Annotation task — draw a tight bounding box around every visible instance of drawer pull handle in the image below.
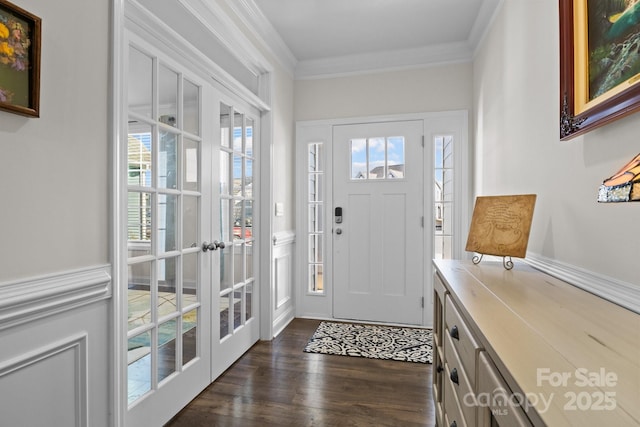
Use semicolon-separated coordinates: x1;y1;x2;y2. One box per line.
450;325;459;340
450;421;457;427
450;368;459;385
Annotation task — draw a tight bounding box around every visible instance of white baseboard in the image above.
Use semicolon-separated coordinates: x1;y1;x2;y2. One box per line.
525;253;639;314
272;306;295;337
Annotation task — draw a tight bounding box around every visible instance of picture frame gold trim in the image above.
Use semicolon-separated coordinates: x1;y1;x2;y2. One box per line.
0;0;41;118
560;0;640;140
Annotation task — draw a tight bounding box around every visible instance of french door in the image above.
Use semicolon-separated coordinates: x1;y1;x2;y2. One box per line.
123;33;259;426
332;121;425;325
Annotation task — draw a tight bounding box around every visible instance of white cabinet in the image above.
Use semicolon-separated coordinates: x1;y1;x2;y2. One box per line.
432;259;640;427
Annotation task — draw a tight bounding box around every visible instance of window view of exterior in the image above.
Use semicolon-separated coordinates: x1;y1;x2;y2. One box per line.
434;135;453;259
350;136;405;180
308;142;324;293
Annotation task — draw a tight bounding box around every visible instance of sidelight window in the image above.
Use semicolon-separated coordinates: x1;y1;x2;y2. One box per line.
308;142;324;294
434;135;453;259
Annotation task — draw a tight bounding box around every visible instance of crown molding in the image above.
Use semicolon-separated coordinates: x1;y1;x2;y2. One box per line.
225;0;297;77
179;0;272;76
295;42;474;80
229;0;501;80
470;0;505;58
125;0;271;111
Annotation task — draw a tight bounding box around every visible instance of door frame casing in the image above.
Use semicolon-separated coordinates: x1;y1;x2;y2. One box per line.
295;111;470;327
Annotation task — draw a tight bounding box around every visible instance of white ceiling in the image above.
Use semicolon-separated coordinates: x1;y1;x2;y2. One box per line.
249;0;502;78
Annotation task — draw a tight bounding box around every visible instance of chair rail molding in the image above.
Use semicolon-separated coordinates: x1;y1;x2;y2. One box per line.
0;265;112;331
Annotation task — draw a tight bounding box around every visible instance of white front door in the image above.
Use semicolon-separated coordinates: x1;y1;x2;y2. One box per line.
332;121;424;325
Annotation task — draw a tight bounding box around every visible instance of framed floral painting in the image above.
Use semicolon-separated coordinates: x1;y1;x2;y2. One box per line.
0;0;40;117
560;0;640;140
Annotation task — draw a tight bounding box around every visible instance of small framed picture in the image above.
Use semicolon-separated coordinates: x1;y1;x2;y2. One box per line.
0;0;41;117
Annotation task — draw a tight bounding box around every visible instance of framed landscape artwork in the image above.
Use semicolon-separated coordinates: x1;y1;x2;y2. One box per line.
560;0;640;140
0;0;41;117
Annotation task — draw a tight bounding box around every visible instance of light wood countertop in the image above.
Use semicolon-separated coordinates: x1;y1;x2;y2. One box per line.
434;259;640;427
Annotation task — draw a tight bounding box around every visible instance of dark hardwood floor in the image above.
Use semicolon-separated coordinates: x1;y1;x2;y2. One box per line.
166;318;435;427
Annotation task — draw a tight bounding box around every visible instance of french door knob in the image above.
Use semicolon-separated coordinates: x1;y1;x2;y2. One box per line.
202;240;225;252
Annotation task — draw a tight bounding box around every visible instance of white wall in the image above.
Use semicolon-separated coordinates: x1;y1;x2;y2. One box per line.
271;64;296;233
294;63;473;121
474;0;640;288
0;2;111;425
0;0;109;282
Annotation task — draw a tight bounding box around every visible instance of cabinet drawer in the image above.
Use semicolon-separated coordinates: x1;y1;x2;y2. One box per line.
434;272;447;302
445;295;481;386
443;364;468;427
433;345;444;402
444;333;476;426
477;351;533;427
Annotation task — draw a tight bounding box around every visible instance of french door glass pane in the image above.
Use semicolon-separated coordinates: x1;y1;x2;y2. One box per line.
220;245;232;291
220;103;231;148
158;64;178;126
220;199;230;242
233;153;243;195
246;241;253;280
183;79;199;136
245;118;253;157
127;192;152;257
234;243;243;283
128;124;152;188
128;47;152;118
246;282;253;321
158;257;177;318
183;138;199;192
128;261;152;331
158;319;177;383
159;132;178;189
233;290;242;330
182;309;197;366
182;252;198;303
220;152;230;195
245;158;253;190
233;112;243;151
158;194;178;253
183;195;198;250
127;331;151;404
220;292;231;339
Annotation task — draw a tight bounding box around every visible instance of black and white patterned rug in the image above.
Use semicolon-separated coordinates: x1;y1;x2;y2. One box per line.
303;321;432;364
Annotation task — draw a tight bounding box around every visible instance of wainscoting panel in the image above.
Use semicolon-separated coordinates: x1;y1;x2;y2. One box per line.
272;231;295;336
0;265;111;427
0;334;88;426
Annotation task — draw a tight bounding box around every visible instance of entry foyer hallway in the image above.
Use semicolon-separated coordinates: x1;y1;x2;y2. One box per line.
166;319;435;426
